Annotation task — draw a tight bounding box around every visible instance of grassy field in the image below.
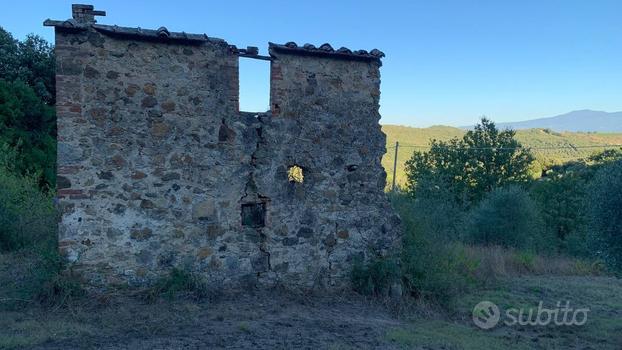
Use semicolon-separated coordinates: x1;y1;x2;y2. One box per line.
1;274;620;349
387;276;622;349
382;124;622;188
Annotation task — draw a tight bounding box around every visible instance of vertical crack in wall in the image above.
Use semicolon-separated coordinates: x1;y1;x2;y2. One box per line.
325;222;340;287
240;115;265;203
258;228;271;274
242;114;272;275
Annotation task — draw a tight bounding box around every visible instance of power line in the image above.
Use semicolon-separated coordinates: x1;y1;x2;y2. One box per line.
387;144;622;150
386;143;622;190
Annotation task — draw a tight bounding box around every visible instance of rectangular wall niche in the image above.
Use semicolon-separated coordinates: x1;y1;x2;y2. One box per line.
241;203;266;228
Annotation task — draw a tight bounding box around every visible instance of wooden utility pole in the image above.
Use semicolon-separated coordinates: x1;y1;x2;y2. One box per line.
392;141;399;192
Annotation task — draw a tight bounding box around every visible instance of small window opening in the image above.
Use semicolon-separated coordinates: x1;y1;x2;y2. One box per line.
241;202;266;228
239;57;270;113
288;165;304;183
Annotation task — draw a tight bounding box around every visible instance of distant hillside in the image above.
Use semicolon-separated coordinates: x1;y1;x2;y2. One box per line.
381;124;622;188
464;110;622;132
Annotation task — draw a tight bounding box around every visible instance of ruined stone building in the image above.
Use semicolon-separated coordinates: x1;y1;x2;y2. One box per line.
45;4;400;288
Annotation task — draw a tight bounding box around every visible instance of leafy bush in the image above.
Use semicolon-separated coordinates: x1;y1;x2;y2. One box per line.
400;234;478;305
0;245;84;310
0;80;56;187
394;191;477;304
358;193;478;306
0;152;78;309
562;229;592;257
144;268;210;302
512;250;537;271
0;162;56;252
529;148;622;256
0;161;56;252
529;172;588;244
465;186;548;249
398;176;467;241
351;255;400;296
588;160;622;272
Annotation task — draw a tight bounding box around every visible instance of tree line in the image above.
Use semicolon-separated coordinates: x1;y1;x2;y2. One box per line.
404;118;622;272
0;27;56;189
0;27;57;252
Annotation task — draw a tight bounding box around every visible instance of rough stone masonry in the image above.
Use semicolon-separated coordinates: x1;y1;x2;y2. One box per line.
45;4;401;289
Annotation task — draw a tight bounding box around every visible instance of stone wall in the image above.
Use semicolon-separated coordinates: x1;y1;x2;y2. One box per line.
48;4;400;289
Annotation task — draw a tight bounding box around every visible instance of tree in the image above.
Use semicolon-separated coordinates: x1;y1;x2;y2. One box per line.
0;28;56;188
465;186;546;249
530;174;588;253
0;80;56;187
529;148;622;253
0;27;20;81
0;27;55;104
405;118;534;205
588;160;622;272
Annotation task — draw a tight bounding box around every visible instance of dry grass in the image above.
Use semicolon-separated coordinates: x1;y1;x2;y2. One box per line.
460;244;605;283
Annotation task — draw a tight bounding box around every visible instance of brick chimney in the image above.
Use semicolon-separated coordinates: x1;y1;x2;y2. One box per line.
71;4;106;24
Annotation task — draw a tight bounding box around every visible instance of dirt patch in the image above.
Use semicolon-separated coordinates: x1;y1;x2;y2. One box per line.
7;289;404;350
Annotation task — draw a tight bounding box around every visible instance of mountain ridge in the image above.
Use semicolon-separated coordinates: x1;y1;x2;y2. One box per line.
460;110;622;132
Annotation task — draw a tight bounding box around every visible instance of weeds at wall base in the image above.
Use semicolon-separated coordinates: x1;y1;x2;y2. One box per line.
142;268;212;303
0;245;85;311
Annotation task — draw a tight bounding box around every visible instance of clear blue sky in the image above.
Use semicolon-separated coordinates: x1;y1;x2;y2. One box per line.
2;0;622;127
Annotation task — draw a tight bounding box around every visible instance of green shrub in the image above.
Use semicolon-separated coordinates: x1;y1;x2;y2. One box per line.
512;251;537;272
0;163;56;251
0;154;82;308
370;193;479;306
0;247;84;309
528;148;622;257
400;230;478;305
351;255;400;296
465;186;548;250
588;160;622;272
563;229;592;257
145;268;210;302
529;172;588;244
394;176;466;241
0;80;56;188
